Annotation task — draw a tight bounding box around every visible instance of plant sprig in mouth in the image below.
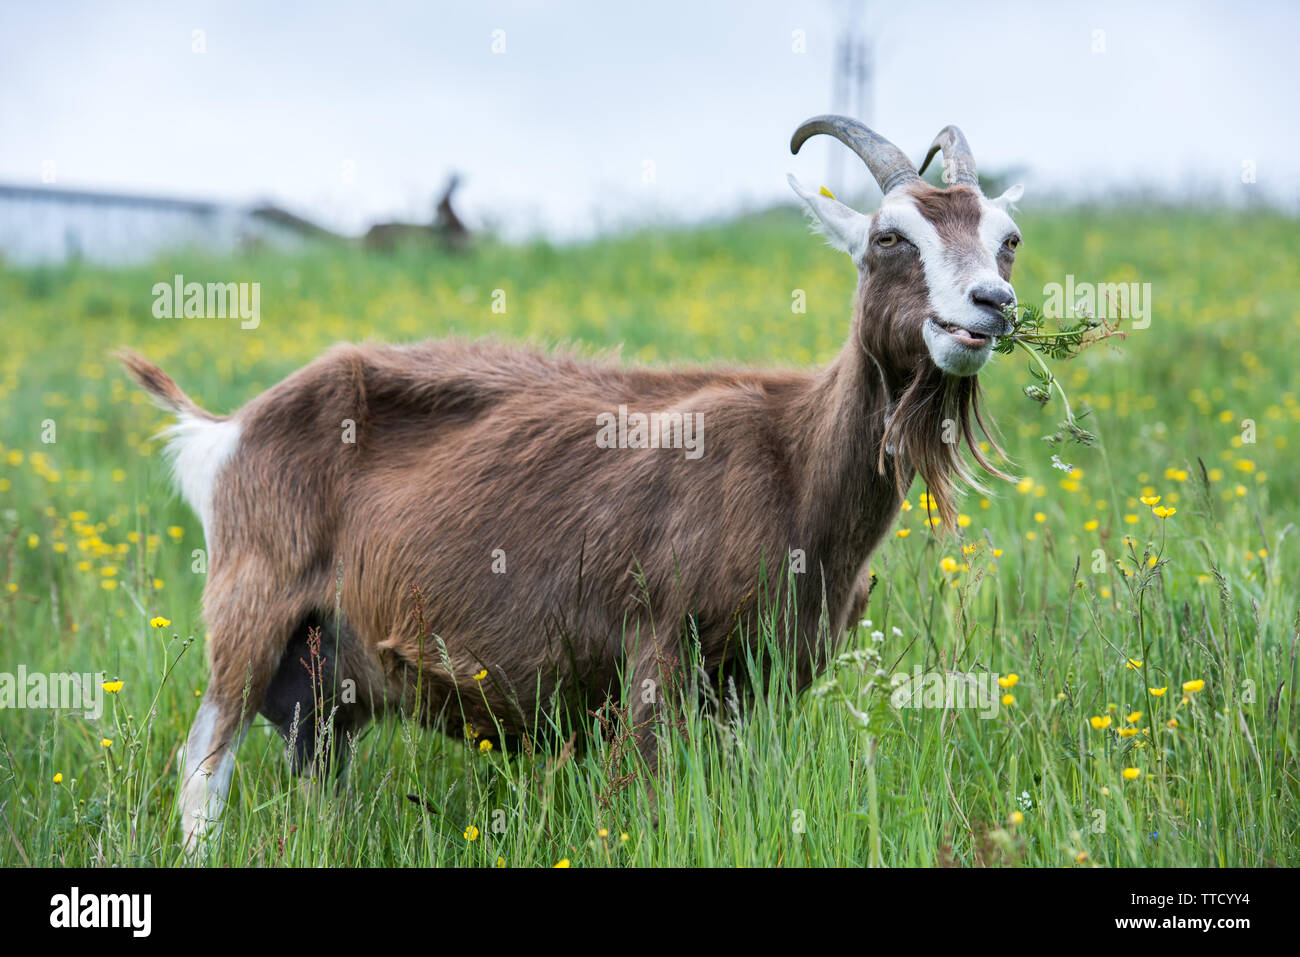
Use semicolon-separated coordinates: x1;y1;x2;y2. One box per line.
995;302;1127;448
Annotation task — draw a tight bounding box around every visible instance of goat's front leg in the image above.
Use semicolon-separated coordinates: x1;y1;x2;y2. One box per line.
847;569;878;628
626;625;686;778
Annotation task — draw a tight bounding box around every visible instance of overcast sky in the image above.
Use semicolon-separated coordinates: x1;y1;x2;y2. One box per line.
2;0;1297;239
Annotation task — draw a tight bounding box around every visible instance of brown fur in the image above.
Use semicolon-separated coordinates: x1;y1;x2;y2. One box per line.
119;179;1017;796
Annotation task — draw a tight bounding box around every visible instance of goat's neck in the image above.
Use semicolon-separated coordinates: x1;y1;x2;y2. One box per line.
786;317;912;574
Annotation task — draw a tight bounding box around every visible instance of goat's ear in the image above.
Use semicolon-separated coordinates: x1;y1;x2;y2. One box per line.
787;174;870;260
991;183;1024;212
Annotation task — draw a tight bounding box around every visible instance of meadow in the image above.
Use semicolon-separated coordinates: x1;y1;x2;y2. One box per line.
0;201;1297;867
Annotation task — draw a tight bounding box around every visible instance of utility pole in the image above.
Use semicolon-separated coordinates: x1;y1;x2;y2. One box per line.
828;4;875;200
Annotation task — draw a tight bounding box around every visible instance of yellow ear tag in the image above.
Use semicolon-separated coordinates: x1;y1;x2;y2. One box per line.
818;186;837;199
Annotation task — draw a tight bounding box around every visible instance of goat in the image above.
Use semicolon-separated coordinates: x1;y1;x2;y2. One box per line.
363;174;470;252
119;115;1025;850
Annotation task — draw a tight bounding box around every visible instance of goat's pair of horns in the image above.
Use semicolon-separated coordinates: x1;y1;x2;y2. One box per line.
790;115;979;192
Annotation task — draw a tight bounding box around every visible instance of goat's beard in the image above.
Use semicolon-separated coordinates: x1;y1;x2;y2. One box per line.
879;361;1014;530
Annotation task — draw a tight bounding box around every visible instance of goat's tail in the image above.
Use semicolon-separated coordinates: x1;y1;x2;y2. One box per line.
114;349;221;421
115;349;240;531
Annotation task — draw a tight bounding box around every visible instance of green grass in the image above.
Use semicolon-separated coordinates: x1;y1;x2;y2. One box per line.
0;203;1297;866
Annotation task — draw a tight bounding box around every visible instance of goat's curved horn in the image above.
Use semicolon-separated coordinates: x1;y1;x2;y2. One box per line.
918;125;979;189
790;115;919;195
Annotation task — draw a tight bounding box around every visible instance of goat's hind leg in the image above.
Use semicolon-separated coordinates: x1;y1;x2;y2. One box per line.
179;605;297;856
179;685;253;856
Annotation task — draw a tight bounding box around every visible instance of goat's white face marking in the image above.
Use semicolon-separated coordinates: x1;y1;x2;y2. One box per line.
789;174;1024;378
877;190;1018;377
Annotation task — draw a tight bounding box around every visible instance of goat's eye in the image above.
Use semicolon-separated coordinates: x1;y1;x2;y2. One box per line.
876;232;900;248
1003;235;1021;251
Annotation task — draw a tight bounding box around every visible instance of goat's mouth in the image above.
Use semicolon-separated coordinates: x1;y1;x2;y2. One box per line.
928;317;993;350
922;316;1000;377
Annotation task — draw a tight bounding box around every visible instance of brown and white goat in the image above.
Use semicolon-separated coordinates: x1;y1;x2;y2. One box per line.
120;115;1024;849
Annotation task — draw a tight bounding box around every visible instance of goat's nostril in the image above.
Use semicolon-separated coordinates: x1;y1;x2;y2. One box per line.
970;284;1016;314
